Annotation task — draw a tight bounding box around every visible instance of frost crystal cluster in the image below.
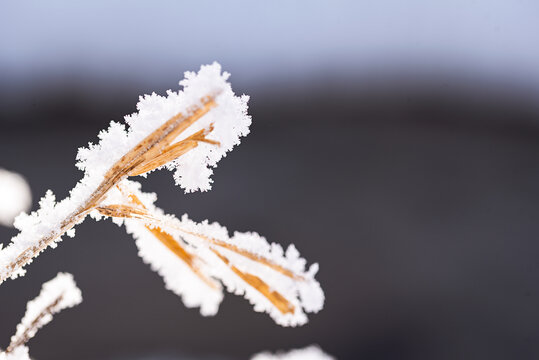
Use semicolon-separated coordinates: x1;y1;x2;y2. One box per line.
0;273;82;359
251;345;334;360
0;62;324;328
94;180;324;325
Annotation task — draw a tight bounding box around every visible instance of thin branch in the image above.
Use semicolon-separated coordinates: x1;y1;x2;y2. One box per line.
0;95;218;284
3;273;81;355
6;296;63;353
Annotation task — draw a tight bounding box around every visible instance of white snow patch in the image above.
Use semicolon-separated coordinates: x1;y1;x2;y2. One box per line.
251;345;334;360
0;169;32;228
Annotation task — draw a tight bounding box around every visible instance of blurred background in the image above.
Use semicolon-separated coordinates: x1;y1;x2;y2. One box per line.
1;1;539;359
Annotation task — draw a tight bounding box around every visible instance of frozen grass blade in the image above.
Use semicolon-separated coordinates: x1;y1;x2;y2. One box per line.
0;62;324;330
94;180;324;326
0;63;251;284
1;273;82;358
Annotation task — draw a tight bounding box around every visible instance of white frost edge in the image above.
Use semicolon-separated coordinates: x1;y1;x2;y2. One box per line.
0;62;250;282
0;346;30;360
125;217;224;316
9;272;82;348
95;180;324;327
251;345;335;360
76;61;251;193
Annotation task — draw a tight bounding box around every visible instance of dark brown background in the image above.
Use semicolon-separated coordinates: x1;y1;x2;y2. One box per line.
2;2;539;359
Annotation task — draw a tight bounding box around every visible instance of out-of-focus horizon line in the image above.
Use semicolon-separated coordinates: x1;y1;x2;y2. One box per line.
1;1;539;94
2;61;538;111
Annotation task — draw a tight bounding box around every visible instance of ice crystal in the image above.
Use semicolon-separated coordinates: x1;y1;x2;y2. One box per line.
0;62;250;283
76;62;250;192
93;180;324;326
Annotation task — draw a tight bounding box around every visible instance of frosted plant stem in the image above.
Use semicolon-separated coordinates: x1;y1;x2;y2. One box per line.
6;296;63;353
94;181;324;326
107;186;304;282
1;273;82;358
99;199;296;315
1;213;89;284
0;96;217;284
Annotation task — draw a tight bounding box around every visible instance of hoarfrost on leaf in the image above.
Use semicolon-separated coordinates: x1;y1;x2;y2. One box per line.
0;62;325;330
0;62;251;284
95;180;324;326
76;62;251;193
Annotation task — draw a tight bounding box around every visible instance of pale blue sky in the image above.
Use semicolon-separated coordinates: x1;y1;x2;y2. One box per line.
1;0;538;90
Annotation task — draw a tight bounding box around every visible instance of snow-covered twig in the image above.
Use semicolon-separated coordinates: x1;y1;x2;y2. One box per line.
251;345;334;360
0;63;250;283
0;62;324;328
0;273;82;358
93;180;324;326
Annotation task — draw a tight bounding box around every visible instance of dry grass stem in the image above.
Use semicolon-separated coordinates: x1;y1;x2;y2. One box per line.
198;235;303;280
210;248;295;315
129;123;219;177
6;295;63;353
0;94;218;284
96;203;219;290
100;189;302;315
146;227;220;290
102;194;304;281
